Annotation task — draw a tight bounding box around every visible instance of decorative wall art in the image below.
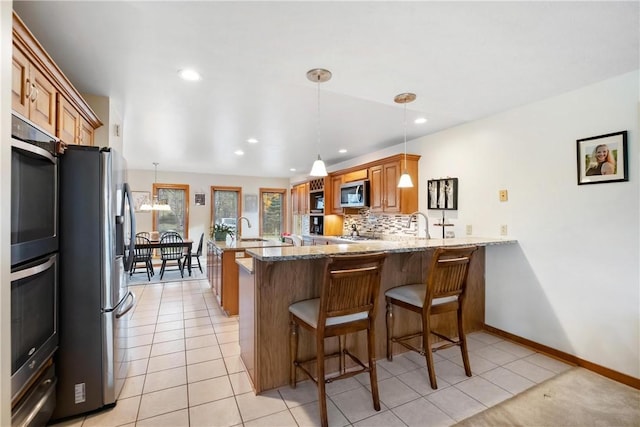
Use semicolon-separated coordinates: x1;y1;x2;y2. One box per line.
195;192;206;206
427;178;458;210
244;194;258;212
576;131;628;185
132;191;150;213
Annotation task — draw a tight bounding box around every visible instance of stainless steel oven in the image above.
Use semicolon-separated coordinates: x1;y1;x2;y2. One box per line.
11;253;58;404
11;112;59;266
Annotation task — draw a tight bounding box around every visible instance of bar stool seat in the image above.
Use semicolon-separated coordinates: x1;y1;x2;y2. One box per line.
385;245;478;390
289;252;386;427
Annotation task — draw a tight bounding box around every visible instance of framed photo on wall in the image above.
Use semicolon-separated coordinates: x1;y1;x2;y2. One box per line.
427;178;458;210
577;131;628;185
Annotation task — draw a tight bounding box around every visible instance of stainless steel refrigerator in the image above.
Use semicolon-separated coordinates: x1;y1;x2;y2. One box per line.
53;145;136;420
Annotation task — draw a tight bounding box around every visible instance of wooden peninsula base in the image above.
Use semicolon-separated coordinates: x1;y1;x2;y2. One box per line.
237;238;514;393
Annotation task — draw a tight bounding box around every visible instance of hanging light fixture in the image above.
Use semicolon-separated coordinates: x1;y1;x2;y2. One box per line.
140;162;172;211
395;92;416;188
307;68;331;177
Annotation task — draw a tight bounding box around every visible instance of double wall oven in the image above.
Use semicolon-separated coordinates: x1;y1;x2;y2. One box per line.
10;112;59;426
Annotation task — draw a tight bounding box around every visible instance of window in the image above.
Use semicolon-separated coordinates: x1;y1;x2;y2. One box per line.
152;183;190;238
259;188;287;239
211;186;242;234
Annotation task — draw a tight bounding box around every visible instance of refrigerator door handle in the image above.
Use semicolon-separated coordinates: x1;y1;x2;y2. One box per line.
115;291;135;319
121;182;136;272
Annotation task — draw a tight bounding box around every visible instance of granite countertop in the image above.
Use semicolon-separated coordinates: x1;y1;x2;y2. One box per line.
246;236;517;261
210;238;292;251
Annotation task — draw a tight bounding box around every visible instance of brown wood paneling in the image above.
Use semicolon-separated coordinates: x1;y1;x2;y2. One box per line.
243;247;486;392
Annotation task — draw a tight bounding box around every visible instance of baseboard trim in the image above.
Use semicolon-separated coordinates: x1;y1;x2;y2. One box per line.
483;324;640;390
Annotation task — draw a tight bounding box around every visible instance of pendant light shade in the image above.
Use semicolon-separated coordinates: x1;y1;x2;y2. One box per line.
140;162;172;211
307;68;331;177
310;154;328;176
395;92;416;188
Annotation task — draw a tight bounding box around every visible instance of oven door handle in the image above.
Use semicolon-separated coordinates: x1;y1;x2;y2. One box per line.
11;254;56;281
11;138;56;164
115;291;136;319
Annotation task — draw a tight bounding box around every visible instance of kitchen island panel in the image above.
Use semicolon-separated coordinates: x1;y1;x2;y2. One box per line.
242;247;486;392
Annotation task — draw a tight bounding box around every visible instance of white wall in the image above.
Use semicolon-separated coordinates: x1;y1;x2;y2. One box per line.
323;71;639;379
413;71;639;378
126;169;290;244
84;94;124;153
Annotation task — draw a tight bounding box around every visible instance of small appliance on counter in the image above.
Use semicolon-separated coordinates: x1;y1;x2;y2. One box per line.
311;215;324;235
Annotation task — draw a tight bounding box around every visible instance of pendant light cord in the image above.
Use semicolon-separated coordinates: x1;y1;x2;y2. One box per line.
403;102;408;170
316;78;321;156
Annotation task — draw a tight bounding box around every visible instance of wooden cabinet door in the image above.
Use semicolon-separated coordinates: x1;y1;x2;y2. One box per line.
383;161;401;213
368;165;383;212
329;175;343;215
291;187;299;215
29;66;57;136
57;95;80;144
302;183;309;214
79;117;94;146
11;46;30;118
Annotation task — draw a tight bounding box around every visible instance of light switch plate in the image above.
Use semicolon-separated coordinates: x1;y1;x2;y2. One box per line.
499;189;508;202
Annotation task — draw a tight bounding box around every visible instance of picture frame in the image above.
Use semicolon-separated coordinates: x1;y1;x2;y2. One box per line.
131;191;150;212
195;192;206;206
576;131;628;185
428;178;458;210
244;194;258;213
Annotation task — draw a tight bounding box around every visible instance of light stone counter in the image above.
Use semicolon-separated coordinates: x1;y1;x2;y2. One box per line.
211;238;292;251
246;236;516;261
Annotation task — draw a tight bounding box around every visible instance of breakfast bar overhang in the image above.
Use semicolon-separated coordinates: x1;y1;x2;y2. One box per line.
237;237;516;393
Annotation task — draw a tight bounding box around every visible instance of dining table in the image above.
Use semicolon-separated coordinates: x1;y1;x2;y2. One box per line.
133;238;194;276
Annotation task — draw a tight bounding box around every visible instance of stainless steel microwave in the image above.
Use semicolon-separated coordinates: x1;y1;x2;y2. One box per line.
340;180;369;208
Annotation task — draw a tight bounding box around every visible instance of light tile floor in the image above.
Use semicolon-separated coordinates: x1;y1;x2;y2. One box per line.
52;278;572;427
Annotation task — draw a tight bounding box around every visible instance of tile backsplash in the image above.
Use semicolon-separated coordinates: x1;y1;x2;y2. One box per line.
342;208;418;238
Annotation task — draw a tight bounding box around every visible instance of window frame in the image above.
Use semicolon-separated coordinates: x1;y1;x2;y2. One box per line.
210;186;243;235
152;183;190;239
259;187;287;238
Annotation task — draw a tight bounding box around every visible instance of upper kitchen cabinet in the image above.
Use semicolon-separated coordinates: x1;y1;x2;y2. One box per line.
12;45;57;135
57;96;95;146
368;154;420;214
327;174;344;215
291;182;309;215
12;11;102;146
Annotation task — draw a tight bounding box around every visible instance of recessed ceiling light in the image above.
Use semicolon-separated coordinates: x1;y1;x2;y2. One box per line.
178;69;201;81
234;150;244;156
290;168;297;172
247;138;258;144
338;149;347;154
414;117;427;124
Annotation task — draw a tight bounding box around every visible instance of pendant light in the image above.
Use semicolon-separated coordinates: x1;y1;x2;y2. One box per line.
307;68;331;177
140;162;171;211
395;92;416;188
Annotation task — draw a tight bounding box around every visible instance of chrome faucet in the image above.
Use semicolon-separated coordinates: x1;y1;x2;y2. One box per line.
236;216;252;239
406;211;430;239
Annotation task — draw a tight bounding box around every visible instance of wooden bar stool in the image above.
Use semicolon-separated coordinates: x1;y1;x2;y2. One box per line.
289;252;386;427
385;245;478;389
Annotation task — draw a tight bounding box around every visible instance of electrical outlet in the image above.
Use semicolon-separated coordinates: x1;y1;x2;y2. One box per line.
500;224;508;236
499;189;508;202
466;224;472;235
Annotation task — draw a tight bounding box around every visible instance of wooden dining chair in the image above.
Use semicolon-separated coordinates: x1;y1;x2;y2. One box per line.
186;232;204;273
385;245;478;389
289;252;386;427
159;232;185;279
130;235;154;281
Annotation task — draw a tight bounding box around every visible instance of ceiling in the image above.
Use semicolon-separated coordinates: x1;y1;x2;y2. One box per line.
13;1;639;178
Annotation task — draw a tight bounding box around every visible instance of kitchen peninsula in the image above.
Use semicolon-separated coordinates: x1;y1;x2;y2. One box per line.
207;238;291;315
237;237;516;392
